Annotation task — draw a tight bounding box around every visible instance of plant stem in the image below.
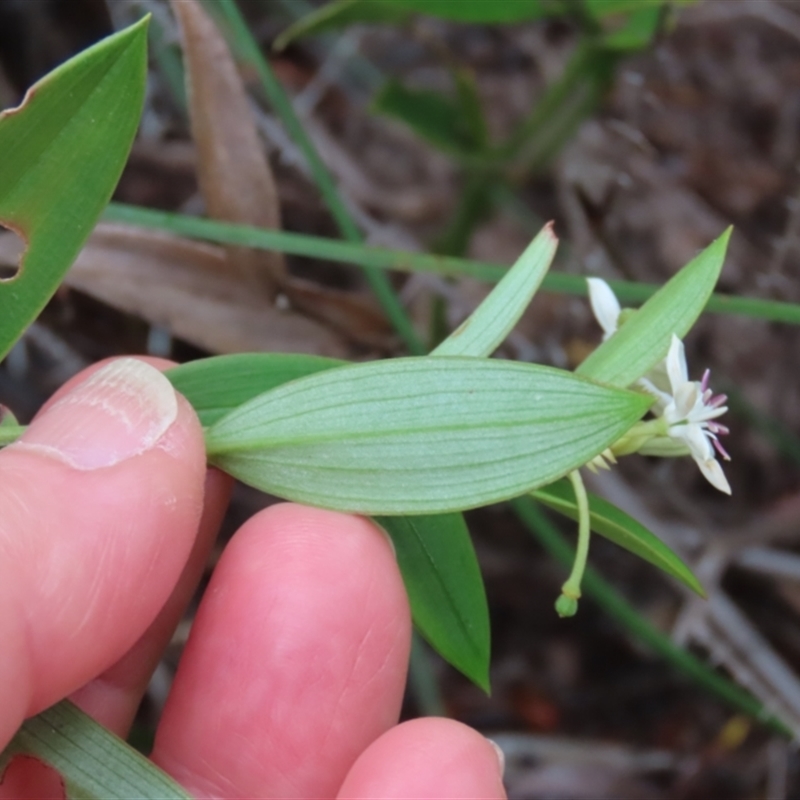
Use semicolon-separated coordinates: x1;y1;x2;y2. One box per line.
555;469;591;617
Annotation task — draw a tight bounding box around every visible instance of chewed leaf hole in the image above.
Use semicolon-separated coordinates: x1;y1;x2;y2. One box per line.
0;222;25;281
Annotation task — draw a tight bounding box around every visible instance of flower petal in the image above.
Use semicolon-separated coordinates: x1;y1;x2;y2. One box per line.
587;278;621;340
666;335;688;394
696;456;732;495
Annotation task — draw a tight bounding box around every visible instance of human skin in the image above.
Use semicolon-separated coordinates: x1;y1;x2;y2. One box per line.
0;357;506;799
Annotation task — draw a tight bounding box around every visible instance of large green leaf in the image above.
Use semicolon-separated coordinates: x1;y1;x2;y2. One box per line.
533;478;704;596
0;18;148;362
206;357;651;515
377;514;490;691
168;354;491;689
577;228;731;387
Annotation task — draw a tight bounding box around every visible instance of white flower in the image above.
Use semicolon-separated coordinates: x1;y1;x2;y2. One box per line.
586;279;732;495
657;335;731;494
587;277;621;341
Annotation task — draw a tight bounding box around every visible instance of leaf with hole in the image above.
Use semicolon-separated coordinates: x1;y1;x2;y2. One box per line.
533;478;705;596
0;18;148;362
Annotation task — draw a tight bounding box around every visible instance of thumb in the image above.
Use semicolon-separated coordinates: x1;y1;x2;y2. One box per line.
0;358;207;748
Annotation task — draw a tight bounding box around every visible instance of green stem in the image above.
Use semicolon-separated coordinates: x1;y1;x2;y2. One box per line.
512;496;793;739
555;470;590;617
103;203;800;326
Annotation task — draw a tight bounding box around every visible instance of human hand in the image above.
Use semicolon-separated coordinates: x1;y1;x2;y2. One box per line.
0;358;506;799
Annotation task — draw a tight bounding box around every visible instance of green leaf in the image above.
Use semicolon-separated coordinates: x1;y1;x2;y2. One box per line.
275;0;564;47
389;0;565;23
577;228;731;387
273;0;410;52
0;701;190;799
533;478;705;596
0;18;148;362
377;514;490;691
373;79;479;156
167;353;345;426
169;354;491;690
433;224;557;357
206;357;652;515
601;6;662;50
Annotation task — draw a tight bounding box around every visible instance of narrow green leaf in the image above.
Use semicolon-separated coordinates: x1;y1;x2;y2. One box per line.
577;228;731;387
454;67;489;151
0;701;190;799
583;0;662;18
373;79;479;156
433;224;557;357
274;0;410;51
377;514;490;691
103;206;800;325
533;478;705;596
601;6;662;50
0;19;148;362
206;357;652;515
167;353;345;426
512;496;794;739
389;0;564;23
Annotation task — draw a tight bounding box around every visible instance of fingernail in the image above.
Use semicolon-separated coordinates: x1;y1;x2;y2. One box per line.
16;359;178;470
486;738;505;778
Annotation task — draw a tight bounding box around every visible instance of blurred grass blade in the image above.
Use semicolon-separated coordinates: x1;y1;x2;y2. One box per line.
378;514;490;691
206;357;652;515
102;205;800;325
0;701;190;799
167;352;345;425
0;19;148;362
533;478;705;596
511;496;793;739
433;224;557;357
600;5;662;50
274;0;409;51
275;0;560;49
373;78;484;157
172;0;285;297
578;228;731;387
388;0;564;23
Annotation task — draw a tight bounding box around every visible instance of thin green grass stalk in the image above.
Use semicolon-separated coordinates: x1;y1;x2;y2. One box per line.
511;496;793;739
206;0;423;354
103;203;800;326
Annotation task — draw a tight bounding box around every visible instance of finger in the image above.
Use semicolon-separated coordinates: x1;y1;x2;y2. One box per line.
151;504;411;800
337;718;507;800
0;358;207;749
68;468;233;736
